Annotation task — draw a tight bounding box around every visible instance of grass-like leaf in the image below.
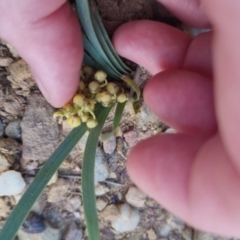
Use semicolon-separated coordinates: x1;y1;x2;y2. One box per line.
113;102;126;130
83;52;103;71
0;124;88;240
121;75;141;102
82;104;112;240
76;0;122;77
83;35;120;78
90;0;130;74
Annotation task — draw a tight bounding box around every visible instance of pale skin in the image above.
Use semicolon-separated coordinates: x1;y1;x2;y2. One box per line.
0;0;240;236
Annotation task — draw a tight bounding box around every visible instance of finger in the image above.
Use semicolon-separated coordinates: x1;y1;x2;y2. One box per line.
157;0;210;28
200;0;240;171
0;0;82;107
183;31;213;79
144;70;217;136
113;20;191;75
113;20;212;78
128;133;240;236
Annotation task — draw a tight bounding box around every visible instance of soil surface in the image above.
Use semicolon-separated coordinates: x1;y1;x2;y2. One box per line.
0;1;236;240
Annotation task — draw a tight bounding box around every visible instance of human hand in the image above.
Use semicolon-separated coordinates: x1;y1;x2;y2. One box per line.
113;0;240;236
0;0;83;107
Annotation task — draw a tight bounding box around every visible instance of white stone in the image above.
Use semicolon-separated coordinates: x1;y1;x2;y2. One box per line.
18;226;61;240
65;196;81;212
0;152;13;173
5;119;21;139
95;184;109;196
94;148;109;184
103;134;116;154
0;57;13;67
125;186;147;208
96;198;108;211
111;203;140;233
0;170;26;196
101;204;119;222
165;128;176;134
47;179;69;203
147;228;157;240
47;172;58;186
160;225;171;237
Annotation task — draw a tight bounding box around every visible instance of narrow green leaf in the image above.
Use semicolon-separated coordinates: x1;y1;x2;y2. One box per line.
83;35;120;78
83;52;103;71
0;125;88;240
90;0;131;73
121;75;141;102
113;102;126;130
76;0;122;77
90;0;130;74
82;105;112;240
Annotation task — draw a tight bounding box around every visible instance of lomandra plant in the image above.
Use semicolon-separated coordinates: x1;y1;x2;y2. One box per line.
0;0;140;240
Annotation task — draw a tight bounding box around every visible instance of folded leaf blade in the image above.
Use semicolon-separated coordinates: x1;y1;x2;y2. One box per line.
82;104;112;240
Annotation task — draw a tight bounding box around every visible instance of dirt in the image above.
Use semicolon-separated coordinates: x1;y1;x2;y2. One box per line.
0;1;235;240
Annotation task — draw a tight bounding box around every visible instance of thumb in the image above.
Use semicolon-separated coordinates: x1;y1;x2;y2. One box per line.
0;0;83;107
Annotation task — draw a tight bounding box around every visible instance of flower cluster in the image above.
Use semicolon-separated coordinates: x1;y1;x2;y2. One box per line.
53;69;127;129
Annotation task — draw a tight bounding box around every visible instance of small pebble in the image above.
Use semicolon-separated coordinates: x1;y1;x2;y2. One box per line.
0;198;11;218
147;228;157;240
125;186;147;208
5;119;21;139
0;57;13;67
64;222;83;240
96;198;108;211
111;203;140;233
103;134;116;154
0;170;26;196
43;204;72;229
124;130;137;147
0;152;14;173
47;179;69;203
21;212;46;234
65;196;81;212
101;204;119;222
95;184;109;196
160;225;171;237
94;148;109;184
47;172;58;186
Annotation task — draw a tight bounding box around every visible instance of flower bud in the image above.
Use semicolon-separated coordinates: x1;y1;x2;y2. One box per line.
66;116;82;128
100;91;112;104
94;70;107;83
84;99;95;111
73;93;85;107
88;81;100;94
117;92;127;103
83;66;94;76
80;113;89;122
86;118;98;128
106;83;119;95
53;111;64;118
95;92;102;102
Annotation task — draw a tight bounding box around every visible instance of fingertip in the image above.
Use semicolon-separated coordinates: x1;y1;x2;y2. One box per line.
113;20;191;74
127;134;205;216
143;70;217;135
